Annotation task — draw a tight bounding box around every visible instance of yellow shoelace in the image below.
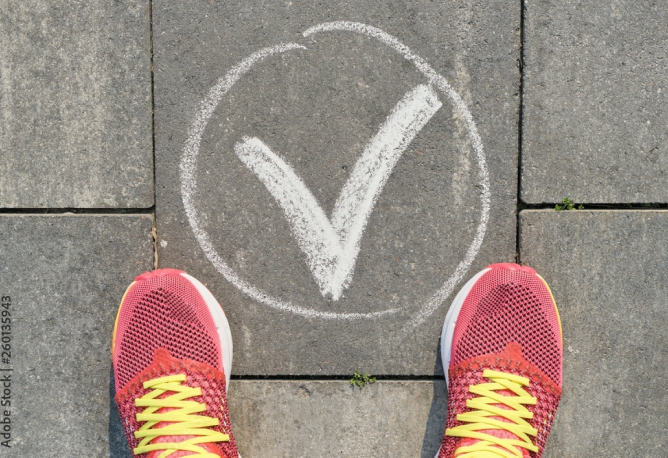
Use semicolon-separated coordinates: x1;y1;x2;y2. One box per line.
445;370;538;458
133;374;229;458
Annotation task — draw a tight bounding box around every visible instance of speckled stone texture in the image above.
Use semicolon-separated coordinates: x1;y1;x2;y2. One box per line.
227;380;447;458
0;1;153;208
0;215;153;456
153;0;519;377
522;0;668;203
520;210;668;457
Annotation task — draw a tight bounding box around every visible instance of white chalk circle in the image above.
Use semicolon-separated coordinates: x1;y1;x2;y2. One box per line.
181;21;490;324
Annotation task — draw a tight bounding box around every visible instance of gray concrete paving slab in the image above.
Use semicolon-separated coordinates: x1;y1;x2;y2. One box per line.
154;1;519;376
522;0;668;203
227;380;446;458
0;215;153;456
520;210;668;457
0;1;153;208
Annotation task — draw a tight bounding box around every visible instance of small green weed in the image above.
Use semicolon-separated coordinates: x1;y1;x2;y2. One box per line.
555;197;583;211
350;371;377;388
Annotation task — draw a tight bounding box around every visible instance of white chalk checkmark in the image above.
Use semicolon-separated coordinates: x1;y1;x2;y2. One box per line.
235;84;442;300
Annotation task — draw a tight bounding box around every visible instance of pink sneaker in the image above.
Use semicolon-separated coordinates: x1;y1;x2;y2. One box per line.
438;263;563;458
112;269;238;458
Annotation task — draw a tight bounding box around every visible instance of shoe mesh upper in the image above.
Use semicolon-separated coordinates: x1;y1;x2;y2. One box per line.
439;345;561;458
114;273;222;391
115;348;239;458
451;268;563;385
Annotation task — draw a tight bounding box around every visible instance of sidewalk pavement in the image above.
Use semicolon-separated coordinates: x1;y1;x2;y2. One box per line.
1;1;667;457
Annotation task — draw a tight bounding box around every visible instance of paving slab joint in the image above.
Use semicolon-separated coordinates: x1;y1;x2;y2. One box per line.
515;0;527;266
149;0;157;220
0;207;156;214
230;375;444;381
519;203;668;211
151;218;159;270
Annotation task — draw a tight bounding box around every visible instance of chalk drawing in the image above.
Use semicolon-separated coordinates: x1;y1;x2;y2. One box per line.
236;84;442;300
181;22;490;325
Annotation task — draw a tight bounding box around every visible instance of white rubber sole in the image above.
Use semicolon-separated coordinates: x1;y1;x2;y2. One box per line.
435;267;490;458
440;267;491;389
182;273;239;456
181;273;234;389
